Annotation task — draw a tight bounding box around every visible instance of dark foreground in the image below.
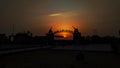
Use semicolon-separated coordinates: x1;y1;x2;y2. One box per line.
0;49;120;68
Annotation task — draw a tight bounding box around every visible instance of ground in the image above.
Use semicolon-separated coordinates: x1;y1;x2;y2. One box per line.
0;48;120;68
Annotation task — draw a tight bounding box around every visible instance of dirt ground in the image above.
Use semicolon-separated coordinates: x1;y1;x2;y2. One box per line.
0;49;120;68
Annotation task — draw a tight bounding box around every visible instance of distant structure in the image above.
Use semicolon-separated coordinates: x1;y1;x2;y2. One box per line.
46;27;54;41
46;26;82;41
13;31;33;44
9;24;15;42
119;30;120;35
72;26;81;41
0;34;9;44
0;26;120;45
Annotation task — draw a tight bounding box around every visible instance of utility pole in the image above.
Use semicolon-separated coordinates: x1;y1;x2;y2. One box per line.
93;29;98;35
119;30;120;36
10;24;15;42
12;24;15;36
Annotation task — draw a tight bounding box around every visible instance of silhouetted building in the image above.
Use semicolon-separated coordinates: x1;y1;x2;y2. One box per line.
33;36;46;45
91;35;101;43
9;35;14;43
72;27;81;41
0;34;9;44
46;27;54;44
13;31;33;44
46;28;54;40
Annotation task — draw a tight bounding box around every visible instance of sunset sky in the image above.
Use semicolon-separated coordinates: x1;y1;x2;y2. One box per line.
0;0;120;36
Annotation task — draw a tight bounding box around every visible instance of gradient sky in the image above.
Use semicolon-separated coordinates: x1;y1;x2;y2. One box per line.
0;0;120;36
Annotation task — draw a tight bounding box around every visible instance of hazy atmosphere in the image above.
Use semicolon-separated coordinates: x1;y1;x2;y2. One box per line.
0;0;120;36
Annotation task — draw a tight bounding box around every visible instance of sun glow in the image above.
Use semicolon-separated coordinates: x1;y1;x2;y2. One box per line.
47;11;83;39
55;32;72;38
63;34;67;38
47;12;81;32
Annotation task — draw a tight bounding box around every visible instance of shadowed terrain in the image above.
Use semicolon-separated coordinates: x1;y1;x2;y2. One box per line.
0;49;120;68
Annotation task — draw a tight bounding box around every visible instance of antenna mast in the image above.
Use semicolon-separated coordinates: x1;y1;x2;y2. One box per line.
12;24;15;36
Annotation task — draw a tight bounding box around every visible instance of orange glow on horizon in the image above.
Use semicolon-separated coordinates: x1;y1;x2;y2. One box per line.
55;32;72;38
47;14;81;31
33;11;86;35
